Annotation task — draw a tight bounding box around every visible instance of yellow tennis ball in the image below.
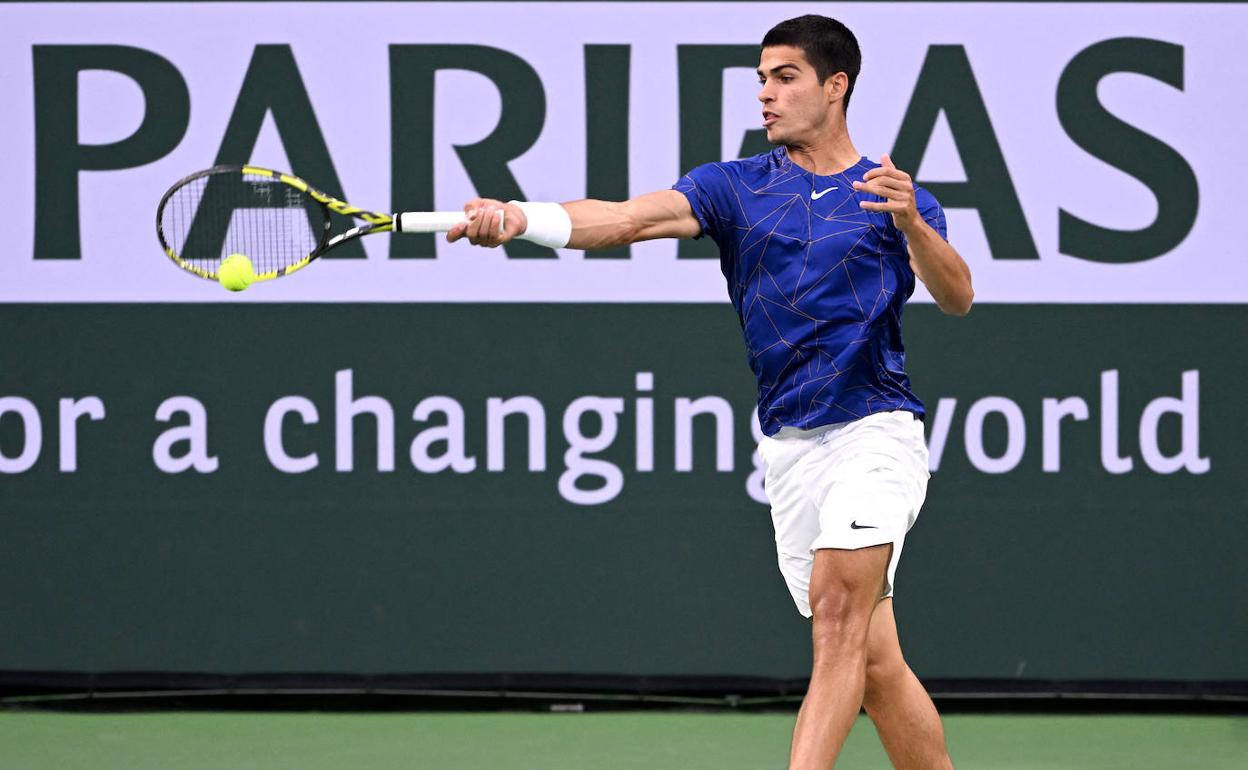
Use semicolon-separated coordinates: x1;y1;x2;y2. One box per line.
218;253;255;292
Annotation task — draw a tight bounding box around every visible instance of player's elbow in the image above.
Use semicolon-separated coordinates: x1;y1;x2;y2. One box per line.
621;213;648;244
567;201;643;250
605;201;647;246
940;285;974;316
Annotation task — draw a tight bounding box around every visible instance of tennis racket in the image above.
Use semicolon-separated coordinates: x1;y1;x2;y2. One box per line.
155;164;507;284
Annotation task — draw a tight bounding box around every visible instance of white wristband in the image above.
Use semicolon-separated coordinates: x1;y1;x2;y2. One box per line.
510;201;572;249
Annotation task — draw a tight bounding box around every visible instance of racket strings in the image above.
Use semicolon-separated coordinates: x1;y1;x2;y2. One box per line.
159;172;325;275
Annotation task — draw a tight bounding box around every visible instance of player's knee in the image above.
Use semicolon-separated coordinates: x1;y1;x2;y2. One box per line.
810;589;851;628
809;590;870;654
809;575;875;623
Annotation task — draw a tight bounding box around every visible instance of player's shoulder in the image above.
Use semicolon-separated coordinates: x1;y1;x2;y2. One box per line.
682;147;790;187
724;146;789;174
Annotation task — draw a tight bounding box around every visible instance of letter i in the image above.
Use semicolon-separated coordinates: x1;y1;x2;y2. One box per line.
636;372;654;471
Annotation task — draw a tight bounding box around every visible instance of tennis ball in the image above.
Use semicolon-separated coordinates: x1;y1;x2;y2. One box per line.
218;253;255;292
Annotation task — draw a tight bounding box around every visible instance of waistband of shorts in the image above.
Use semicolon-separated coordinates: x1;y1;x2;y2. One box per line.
769;410;919;441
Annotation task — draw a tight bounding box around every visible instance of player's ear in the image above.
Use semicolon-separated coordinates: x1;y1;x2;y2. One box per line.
825;72;847;106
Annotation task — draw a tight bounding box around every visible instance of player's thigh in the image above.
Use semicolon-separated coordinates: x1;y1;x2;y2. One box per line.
807;543;892;620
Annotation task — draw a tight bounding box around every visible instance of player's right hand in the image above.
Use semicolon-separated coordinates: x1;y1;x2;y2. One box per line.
446;198;528;248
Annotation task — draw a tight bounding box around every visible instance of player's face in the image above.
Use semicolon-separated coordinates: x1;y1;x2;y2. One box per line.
756;46;841;146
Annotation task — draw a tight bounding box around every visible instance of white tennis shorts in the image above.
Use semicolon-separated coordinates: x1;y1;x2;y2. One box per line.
758;410;930;618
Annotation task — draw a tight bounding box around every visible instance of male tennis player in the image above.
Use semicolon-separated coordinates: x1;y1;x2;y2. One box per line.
449;15;970;769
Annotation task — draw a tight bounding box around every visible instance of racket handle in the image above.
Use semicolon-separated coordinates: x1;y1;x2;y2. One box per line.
394;211;505;233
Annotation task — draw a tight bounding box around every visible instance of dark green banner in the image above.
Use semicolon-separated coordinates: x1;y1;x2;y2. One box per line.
0;304;1244;681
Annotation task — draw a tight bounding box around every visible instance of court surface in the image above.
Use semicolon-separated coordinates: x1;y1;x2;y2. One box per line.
3;710;1245;768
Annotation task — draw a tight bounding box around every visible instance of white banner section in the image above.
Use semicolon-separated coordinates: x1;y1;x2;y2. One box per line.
1;2;1245;302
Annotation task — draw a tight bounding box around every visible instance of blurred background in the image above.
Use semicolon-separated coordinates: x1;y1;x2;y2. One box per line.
1;1;1244;767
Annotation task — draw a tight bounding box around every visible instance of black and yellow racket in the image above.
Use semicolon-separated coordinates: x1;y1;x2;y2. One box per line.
155;164;503;290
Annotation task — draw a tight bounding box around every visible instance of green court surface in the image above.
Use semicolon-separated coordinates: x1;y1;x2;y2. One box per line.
1;711;1244;769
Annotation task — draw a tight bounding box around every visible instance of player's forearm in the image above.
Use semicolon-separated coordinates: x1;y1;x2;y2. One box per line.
560;199;640;250
450;190;698;250
904;221;974;316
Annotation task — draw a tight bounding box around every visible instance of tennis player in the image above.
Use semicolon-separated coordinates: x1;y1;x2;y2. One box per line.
449;15;970;769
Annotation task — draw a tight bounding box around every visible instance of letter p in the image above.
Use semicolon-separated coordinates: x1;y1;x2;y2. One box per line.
33;45;190;259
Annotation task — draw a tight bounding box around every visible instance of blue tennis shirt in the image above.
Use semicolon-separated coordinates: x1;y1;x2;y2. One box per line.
674;147;946;437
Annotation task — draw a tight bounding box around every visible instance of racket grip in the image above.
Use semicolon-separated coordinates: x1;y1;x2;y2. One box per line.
395;211;506;233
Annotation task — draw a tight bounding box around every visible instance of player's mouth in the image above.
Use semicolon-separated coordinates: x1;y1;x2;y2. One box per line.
762;111;779;127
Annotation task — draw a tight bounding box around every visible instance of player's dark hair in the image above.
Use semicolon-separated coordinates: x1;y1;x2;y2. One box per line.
761;15;862;113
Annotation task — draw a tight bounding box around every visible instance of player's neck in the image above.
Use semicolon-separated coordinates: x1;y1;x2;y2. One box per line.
784;132;861;176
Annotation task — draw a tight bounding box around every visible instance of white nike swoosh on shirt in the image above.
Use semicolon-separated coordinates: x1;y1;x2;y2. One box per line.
811;187;838;199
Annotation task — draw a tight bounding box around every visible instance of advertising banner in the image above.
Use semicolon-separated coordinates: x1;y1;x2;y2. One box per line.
0;2;1244;302
1;304;1243;680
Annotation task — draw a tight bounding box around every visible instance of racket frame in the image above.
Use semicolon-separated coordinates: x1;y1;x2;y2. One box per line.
156;164;500;286
155;164;395;283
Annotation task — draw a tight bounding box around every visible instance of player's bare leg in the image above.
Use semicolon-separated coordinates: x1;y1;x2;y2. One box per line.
788;543;892;770
863;598;954;769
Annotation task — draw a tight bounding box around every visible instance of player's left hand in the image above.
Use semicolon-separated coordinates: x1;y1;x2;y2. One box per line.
852;154;920;231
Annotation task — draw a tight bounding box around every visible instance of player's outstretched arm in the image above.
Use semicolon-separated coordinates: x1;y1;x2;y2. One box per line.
563;191;702;248
445;190;701;250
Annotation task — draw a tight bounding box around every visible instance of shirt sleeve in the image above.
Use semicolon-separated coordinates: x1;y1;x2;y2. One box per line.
894;184;947;265
913;185;947;241
672;162;736;245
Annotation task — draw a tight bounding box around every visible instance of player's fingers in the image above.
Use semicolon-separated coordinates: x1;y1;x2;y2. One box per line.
863;177;912;196
483;207;502;247
491;207;507;245
858;200;891;212
866;176;913;196
881;153;897;169
863;166;910;183
852;180;902;199
467;207;489;245
489;205;504;242
471;207;491;245
446;221;468;243
463;200;491;236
